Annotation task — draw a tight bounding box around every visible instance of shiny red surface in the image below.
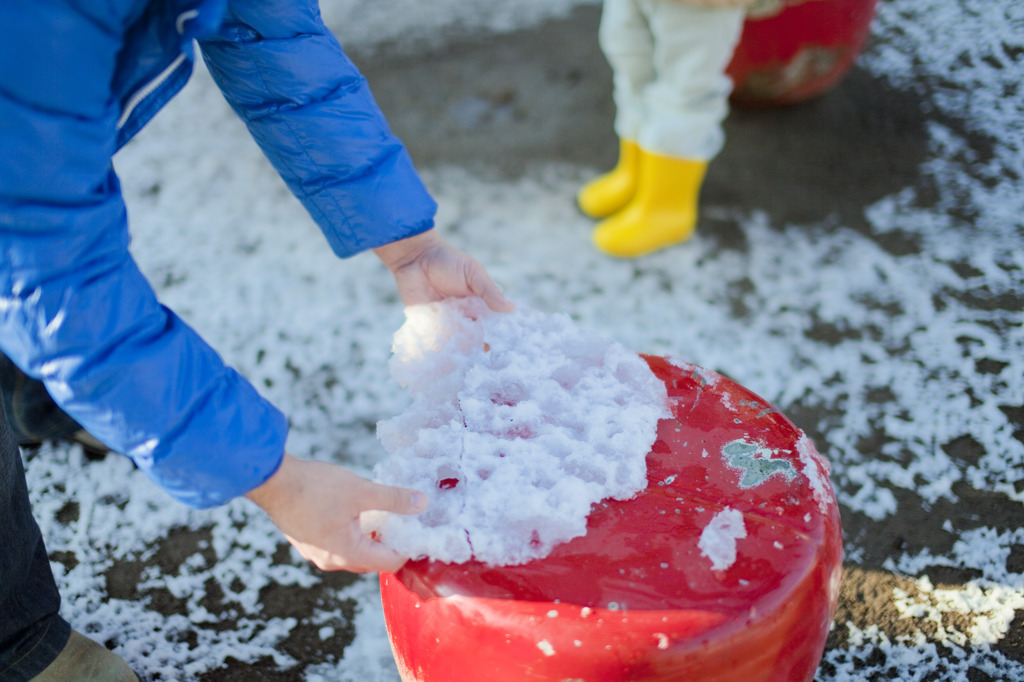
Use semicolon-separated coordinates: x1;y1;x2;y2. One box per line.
727;0;880;106
381;355;843;681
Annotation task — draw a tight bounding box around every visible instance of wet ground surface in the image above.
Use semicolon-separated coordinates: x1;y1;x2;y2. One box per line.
359;5;932;234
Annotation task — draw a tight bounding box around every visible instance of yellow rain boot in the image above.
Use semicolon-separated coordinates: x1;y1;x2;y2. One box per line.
577;139;641;218
592;150;707;258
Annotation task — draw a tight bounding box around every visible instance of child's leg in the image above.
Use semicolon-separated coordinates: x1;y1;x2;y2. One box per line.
640;1;746;161
577;0;654;218
592;2;745;257
600;0;657;147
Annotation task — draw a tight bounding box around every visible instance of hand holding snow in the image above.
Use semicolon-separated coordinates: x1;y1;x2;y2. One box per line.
368;297;670;566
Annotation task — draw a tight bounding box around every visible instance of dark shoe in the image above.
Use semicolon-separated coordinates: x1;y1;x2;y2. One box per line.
30;630;138;681
0;353;109;458
69;430;110;459
0;354;82;446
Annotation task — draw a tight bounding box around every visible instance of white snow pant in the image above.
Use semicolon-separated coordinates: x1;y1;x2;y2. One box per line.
599;0;746;161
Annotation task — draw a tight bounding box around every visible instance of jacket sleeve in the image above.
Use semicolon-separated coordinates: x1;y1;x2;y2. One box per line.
197;0;437;258
0;0;287;509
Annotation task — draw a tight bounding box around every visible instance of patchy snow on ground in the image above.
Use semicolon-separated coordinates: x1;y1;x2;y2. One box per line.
20;0;1024;679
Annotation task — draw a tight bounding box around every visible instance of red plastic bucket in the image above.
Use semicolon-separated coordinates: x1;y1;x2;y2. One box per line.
727;0;880;106
380;355;843;681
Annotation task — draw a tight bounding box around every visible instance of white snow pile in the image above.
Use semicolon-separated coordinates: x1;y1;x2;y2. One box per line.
366;297;670;566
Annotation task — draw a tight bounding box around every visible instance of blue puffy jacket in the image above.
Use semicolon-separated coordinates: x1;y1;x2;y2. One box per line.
0;0;437;508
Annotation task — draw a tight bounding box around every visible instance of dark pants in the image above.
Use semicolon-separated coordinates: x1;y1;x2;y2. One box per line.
0;363;72;680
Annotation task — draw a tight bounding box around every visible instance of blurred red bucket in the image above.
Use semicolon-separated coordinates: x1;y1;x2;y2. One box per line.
380;355;843;681
727;0;880;106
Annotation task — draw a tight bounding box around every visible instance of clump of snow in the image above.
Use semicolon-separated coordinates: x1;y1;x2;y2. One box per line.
698;507;747;571
666;355;720;387
796;433;833;513
367;297;669;566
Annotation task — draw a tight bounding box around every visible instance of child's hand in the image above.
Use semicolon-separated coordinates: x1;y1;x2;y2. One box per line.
245;454;428;573
374;230;515;313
